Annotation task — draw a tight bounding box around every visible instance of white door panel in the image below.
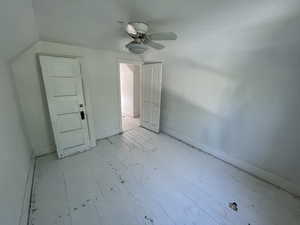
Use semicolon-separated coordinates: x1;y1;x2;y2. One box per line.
51;78;78;96
57;113;82;132
142;102;151;122
60;130;85;149
141;63;162;133
39;55;91;158
54;97;79;115
42;57;80;77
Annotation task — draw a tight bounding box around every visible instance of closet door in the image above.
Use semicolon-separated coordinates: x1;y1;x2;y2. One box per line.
141;63;162;133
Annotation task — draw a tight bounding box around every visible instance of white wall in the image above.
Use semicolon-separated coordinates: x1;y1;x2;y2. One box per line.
12;44;55;155
0;1;37;224
0;60;33;225
12;41;142;156
144;3;300;195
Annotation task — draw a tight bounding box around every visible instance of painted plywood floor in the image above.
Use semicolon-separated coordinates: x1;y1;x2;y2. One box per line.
29;127;300;225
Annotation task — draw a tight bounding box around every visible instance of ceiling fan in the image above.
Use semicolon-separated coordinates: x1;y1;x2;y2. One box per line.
124;22;177;54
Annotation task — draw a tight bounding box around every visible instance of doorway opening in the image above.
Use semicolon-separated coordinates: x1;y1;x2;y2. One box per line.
119;62;141;132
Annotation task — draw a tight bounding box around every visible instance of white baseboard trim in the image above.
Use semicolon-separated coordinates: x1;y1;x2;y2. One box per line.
162;127;300;197
19;156;36;225
96;128;123;141
34;144;55;157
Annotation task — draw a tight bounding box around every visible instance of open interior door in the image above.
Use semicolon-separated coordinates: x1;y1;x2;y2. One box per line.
141;63;163;133
39;55;91;158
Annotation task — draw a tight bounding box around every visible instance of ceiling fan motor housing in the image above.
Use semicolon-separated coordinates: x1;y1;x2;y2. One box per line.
130;22;148;34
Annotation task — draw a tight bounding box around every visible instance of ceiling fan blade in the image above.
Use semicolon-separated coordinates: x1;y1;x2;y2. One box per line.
148;32;177;41
126;23;137;36
144;38;165;50
118;21;133;38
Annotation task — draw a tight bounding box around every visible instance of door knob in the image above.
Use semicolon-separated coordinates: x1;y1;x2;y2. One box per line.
80;111;85;120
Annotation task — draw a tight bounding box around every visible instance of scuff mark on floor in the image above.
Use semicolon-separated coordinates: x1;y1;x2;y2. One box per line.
144;215;154;224
106;138;113;144
119;175;125;184
229;202;238;211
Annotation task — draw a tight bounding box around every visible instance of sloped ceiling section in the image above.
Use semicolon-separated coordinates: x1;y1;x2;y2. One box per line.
142;0;300;65
0;0;38;60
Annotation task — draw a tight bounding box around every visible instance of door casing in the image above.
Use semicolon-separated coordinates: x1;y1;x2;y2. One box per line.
117;58;144;132
117;59;163;133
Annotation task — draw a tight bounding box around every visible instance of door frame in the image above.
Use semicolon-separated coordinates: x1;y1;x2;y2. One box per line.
116;58;143;132
38;54;97;151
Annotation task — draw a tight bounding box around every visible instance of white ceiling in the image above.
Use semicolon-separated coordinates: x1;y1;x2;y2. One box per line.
31;0;300;53
1;0;300;59
0;0;38;60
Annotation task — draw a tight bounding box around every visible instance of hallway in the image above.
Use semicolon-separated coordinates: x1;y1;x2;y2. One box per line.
122;115;140;131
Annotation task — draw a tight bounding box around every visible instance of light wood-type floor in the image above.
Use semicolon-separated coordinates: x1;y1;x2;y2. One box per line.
122;115;140;131
29;127;300;225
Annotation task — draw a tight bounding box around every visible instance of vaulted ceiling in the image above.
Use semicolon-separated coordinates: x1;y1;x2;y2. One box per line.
1;0;300;60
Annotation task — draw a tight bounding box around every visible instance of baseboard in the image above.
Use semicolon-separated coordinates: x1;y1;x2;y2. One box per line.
35;144;55;157
162;126;300;197
19;156;36;225
96;128;123;141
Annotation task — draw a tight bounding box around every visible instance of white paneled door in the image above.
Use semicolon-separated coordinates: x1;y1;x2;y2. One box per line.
39;56;91;158
141;63;162;133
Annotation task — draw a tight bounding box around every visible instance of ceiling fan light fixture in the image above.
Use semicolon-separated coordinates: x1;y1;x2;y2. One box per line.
126;42;147;54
